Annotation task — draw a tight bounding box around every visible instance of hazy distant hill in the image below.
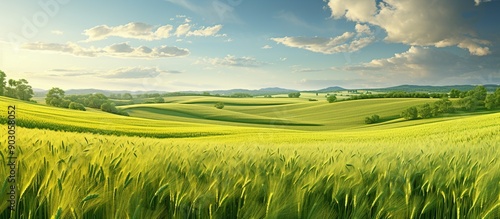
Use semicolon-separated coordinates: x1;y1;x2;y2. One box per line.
314;86;346;93
33;84;499;97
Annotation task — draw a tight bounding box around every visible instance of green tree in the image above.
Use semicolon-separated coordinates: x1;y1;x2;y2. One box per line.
418;103;432;119
101;101;118;113
485;94;496;110
327;95;337;103
4;79;17;98
470;85;487;101
154;96;165;103
214;102;225;109
458;96;477;111
123;93;133;100
433;98;454;114
401;107;418;120
484;89;500;110
288;92;301;98
0;70;6;96
86;94;108;108
449;89;461;98
69;102;86;111
15;79;34;101
5;79;34;101
46;87;66;106
365;114;380;124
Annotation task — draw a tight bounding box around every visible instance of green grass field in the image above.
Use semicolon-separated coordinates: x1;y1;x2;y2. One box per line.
1;96;499;218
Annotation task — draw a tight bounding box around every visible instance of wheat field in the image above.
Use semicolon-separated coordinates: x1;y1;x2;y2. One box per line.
0;96;499;218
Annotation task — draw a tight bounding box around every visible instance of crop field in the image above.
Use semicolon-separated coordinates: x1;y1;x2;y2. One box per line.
122;97;439;131
1;96;500;218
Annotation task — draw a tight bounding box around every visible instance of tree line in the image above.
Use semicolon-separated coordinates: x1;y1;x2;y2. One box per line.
0;70;35;102
401;86;500;120
348;91;448;100
45;88;129;116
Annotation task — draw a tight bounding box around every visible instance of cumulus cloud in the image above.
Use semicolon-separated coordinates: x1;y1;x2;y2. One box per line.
272;32;374;54
355;23;371;35
22;42;189;58
83;22;224;41
83;22;174;41
175;23;191;37
102;67;179;78
327;0;491;56
207;55;267;67
186;25;223;36
343;46;500;81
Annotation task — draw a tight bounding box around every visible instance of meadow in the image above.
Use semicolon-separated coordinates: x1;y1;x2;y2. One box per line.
1;95;500;218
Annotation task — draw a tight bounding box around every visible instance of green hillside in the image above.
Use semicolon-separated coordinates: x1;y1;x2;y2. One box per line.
122;97;439;130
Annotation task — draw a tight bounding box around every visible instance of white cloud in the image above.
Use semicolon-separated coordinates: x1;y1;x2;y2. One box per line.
83;22;224;41
292;67;325;73
187;25;223;37
262;45;272;49
474;0;491;5
343;46;500;81
272;32;374;54
175;23;191;37
102;67;179;78
207;55;267;67
355;23;371;35
327;0;491;56
83;22;174;41
22;42;189;58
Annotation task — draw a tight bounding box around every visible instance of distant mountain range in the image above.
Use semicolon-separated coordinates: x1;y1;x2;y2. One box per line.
33;84;499;97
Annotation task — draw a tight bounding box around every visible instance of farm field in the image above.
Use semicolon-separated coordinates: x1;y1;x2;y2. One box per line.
1;96;500;218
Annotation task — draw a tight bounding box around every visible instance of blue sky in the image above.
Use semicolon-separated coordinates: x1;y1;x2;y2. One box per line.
1;0;499;91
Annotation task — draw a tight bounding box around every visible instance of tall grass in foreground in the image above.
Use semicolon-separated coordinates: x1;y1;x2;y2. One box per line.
0;121;499;218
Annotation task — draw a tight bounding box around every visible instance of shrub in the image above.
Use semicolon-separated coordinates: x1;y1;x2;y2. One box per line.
215;102;225;109
365;114;380;124
327;95;337;103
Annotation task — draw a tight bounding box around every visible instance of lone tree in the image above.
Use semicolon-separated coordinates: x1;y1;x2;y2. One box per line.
288;92;301;98
327;95;337;103
214;102;225;109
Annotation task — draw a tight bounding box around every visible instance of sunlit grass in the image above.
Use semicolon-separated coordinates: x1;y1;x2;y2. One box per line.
1;96;499;218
